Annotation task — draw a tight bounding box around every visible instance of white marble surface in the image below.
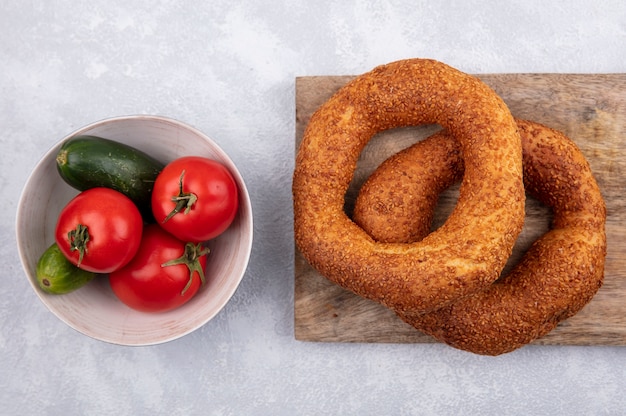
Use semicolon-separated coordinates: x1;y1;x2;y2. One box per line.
2;1;625;414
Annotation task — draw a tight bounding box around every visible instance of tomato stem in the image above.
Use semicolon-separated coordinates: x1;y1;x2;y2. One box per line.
162;170;198;223
67;224;90;267
161;242;210;295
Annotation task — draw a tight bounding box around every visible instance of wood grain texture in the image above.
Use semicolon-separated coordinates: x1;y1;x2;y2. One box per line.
294;73;626;345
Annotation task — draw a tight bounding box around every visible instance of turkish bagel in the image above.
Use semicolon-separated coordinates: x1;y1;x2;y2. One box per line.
354;119;607;355
293;58;525;314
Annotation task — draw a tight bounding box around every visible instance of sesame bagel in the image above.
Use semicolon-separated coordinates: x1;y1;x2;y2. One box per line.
354;119;606;355
293;59;525;315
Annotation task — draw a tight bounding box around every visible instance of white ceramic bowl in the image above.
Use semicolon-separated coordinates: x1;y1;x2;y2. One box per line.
16;115;253;346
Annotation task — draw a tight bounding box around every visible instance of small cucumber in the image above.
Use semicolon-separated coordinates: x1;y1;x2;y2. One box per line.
36;243;96;294
56;135;165;221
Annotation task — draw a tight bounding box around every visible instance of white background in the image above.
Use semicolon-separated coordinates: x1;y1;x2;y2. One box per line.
2;1;625;414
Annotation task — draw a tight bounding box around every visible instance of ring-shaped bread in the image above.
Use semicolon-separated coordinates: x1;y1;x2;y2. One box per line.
354;119;607;355
293;59;525;314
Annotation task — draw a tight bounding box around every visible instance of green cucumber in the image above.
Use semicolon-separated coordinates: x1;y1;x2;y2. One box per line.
36;243;96;294
56;135;165;221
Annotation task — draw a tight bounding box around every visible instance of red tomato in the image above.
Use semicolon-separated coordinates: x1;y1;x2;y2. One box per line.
109;224;209;313
151;156;239;242
55;187;143;273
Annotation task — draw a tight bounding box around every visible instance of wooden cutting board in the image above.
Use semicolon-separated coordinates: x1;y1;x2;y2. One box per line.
294;72;626;346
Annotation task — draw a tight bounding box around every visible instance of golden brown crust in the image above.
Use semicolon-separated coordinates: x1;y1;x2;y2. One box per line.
293;59;525;314
354;119;607;355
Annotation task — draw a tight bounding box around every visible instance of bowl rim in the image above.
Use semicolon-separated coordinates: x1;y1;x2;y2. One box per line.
15;114;254;346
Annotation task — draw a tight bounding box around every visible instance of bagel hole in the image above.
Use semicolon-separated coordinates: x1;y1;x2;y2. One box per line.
345;124;443;217
430;181;461;232
500;194;552;278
